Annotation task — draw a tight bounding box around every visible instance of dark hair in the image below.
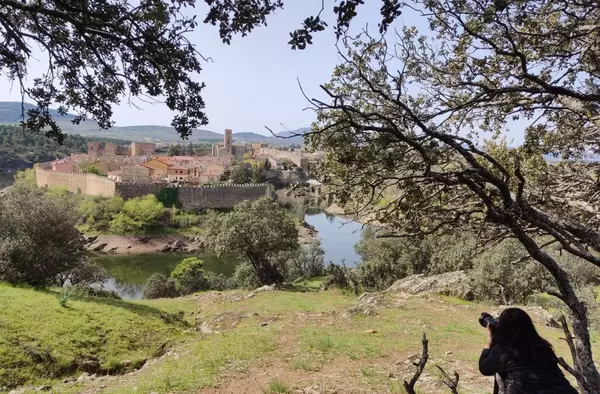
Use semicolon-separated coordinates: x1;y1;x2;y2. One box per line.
493;308;555;361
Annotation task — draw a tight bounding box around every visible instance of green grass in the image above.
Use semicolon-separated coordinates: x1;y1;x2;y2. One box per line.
289;358;320;372
0;283;191;389
5;285;599;394
267;378;290;393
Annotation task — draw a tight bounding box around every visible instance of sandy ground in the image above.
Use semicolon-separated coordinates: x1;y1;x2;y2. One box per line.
86;234;201;255
86;222;317;255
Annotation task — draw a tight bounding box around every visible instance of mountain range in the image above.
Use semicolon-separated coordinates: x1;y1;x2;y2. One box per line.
0;102;308;145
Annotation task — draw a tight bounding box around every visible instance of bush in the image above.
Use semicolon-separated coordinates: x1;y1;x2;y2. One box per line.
232;262;261;290
323;263;359;294
286;240;325;281
79;196;124;231
469;239;553;305
0;184;86;286
108;195;164;234
71;284;121;299
204;271;236;291
58;261;110;287
143;273;179;299
170;257;208;294
354;236;429;291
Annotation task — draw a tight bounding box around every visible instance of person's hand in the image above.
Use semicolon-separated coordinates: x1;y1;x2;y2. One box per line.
485;323;493;349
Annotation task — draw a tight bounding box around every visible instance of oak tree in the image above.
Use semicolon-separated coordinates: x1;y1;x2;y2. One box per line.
307;0;600;391
3;0;404;141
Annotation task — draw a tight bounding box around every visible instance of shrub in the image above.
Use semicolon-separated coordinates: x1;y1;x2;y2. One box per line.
0;184;86;286
108;195;164;234
204;271;236;291
286;240;325;281
143;273;179;299
469;239;553;304
79;196;124;231
71;284;121;299
109;212;143;234
232;262;261;290
322;263;359;293
354;236;429;291
170;257;208;294
58;261;110;287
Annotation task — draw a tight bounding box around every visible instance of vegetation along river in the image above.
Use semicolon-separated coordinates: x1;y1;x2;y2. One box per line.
94;210;372;300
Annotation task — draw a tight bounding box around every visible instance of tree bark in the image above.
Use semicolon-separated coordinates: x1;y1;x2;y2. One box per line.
512;226;600;393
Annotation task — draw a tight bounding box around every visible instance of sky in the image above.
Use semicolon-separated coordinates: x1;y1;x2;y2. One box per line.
0;1;406;136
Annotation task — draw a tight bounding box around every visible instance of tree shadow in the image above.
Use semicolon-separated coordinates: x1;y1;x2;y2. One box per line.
39;288;181;323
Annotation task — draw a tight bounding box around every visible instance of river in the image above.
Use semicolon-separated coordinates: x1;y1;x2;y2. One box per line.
94;211;371;300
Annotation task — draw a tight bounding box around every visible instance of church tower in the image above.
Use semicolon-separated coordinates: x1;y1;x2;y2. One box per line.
224;129;232;154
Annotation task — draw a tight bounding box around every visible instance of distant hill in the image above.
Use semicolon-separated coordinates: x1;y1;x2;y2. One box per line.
0;101;307;145
0;101;76;122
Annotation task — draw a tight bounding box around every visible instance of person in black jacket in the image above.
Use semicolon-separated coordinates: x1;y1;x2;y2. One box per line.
479;308;578;394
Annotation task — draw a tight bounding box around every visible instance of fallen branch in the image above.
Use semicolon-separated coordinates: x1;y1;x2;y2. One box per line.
435;365;460;394
403;332;429;394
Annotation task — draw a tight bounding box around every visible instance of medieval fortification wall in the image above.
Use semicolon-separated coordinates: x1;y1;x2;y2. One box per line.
36;166;116;197
115;183;271;209
35;166;270;209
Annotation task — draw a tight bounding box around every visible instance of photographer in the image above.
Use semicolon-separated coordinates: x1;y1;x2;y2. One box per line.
479;308;577;394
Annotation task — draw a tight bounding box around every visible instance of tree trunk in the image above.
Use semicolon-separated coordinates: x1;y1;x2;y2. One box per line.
512;227;600;393
248;254;284;285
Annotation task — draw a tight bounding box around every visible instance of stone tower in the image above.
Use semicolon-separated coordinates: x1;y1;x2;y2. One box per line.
87;142;100;157
224;129;232;154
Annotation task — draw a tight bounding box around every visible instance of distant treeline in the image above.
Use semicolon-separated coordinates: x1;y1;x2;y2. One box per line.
0;125;130;170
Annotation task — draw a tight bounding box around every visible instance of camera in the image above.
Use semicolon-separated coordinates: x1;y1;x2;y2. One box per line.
479;312;498;329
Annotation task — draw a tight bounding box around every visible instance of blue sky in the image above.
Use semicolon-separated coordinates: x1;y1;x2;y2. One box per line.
0;1;399;136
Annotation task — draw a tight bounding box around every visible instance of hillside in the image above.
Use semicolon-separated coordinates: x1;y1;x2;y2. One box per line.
1;279;588;394
0;102;307;145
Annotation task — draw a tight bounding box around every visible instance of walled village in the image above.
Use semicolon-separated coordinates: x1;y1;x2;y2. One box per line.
37;129;324;209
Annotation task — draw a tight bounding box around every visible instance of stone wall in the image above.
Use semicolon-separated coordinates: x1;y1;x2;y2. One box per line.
115;183;271;210
36;165;271;208
36;166;116;197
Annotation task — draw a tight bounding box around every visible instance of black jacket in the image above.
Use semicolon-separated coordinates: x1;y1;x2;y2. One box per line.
479;346;578;394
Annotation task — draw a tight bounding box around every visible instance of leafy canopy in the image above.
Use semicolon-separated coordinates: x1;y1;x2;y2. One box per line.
204;198;299;284
3;0;404;142
307;1;600;389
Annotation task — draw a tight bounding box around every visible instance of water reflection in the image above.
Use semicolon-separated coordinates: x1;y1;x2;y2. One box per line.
304;210;374;268
92;252;238;300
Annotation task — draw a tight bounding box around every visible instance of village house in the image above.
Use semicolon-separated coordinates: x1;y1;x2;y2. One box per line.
51;158;75;172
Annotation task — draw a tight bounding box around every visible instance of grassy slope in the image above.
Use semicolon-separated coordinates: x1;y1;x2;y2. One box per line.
0;284;191;390
3;283;598;394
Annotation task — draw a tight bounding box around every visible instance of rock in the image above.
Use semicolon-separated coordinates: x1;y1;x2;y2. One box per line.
159;239;189;253
108;246;118;254
85;236;98;244
126;245;132;249
260;322;268;327
92;243;108;251
35;386;51;392
77;373;93;382
8;389;27;394
364;329;377;334
246;284;276;299
445;351;453;356
385;271;472;300
349;293;384;315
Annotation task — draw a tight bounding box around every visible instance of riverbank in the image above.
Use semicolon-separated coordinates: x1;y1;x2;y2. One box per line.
85;219;318;256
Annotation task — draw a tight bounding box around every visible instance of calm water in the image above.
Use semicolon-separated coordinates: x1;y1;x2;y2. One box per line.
93;252;238;300
94;211;371;300
304;210;373;267
0;171;15;189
